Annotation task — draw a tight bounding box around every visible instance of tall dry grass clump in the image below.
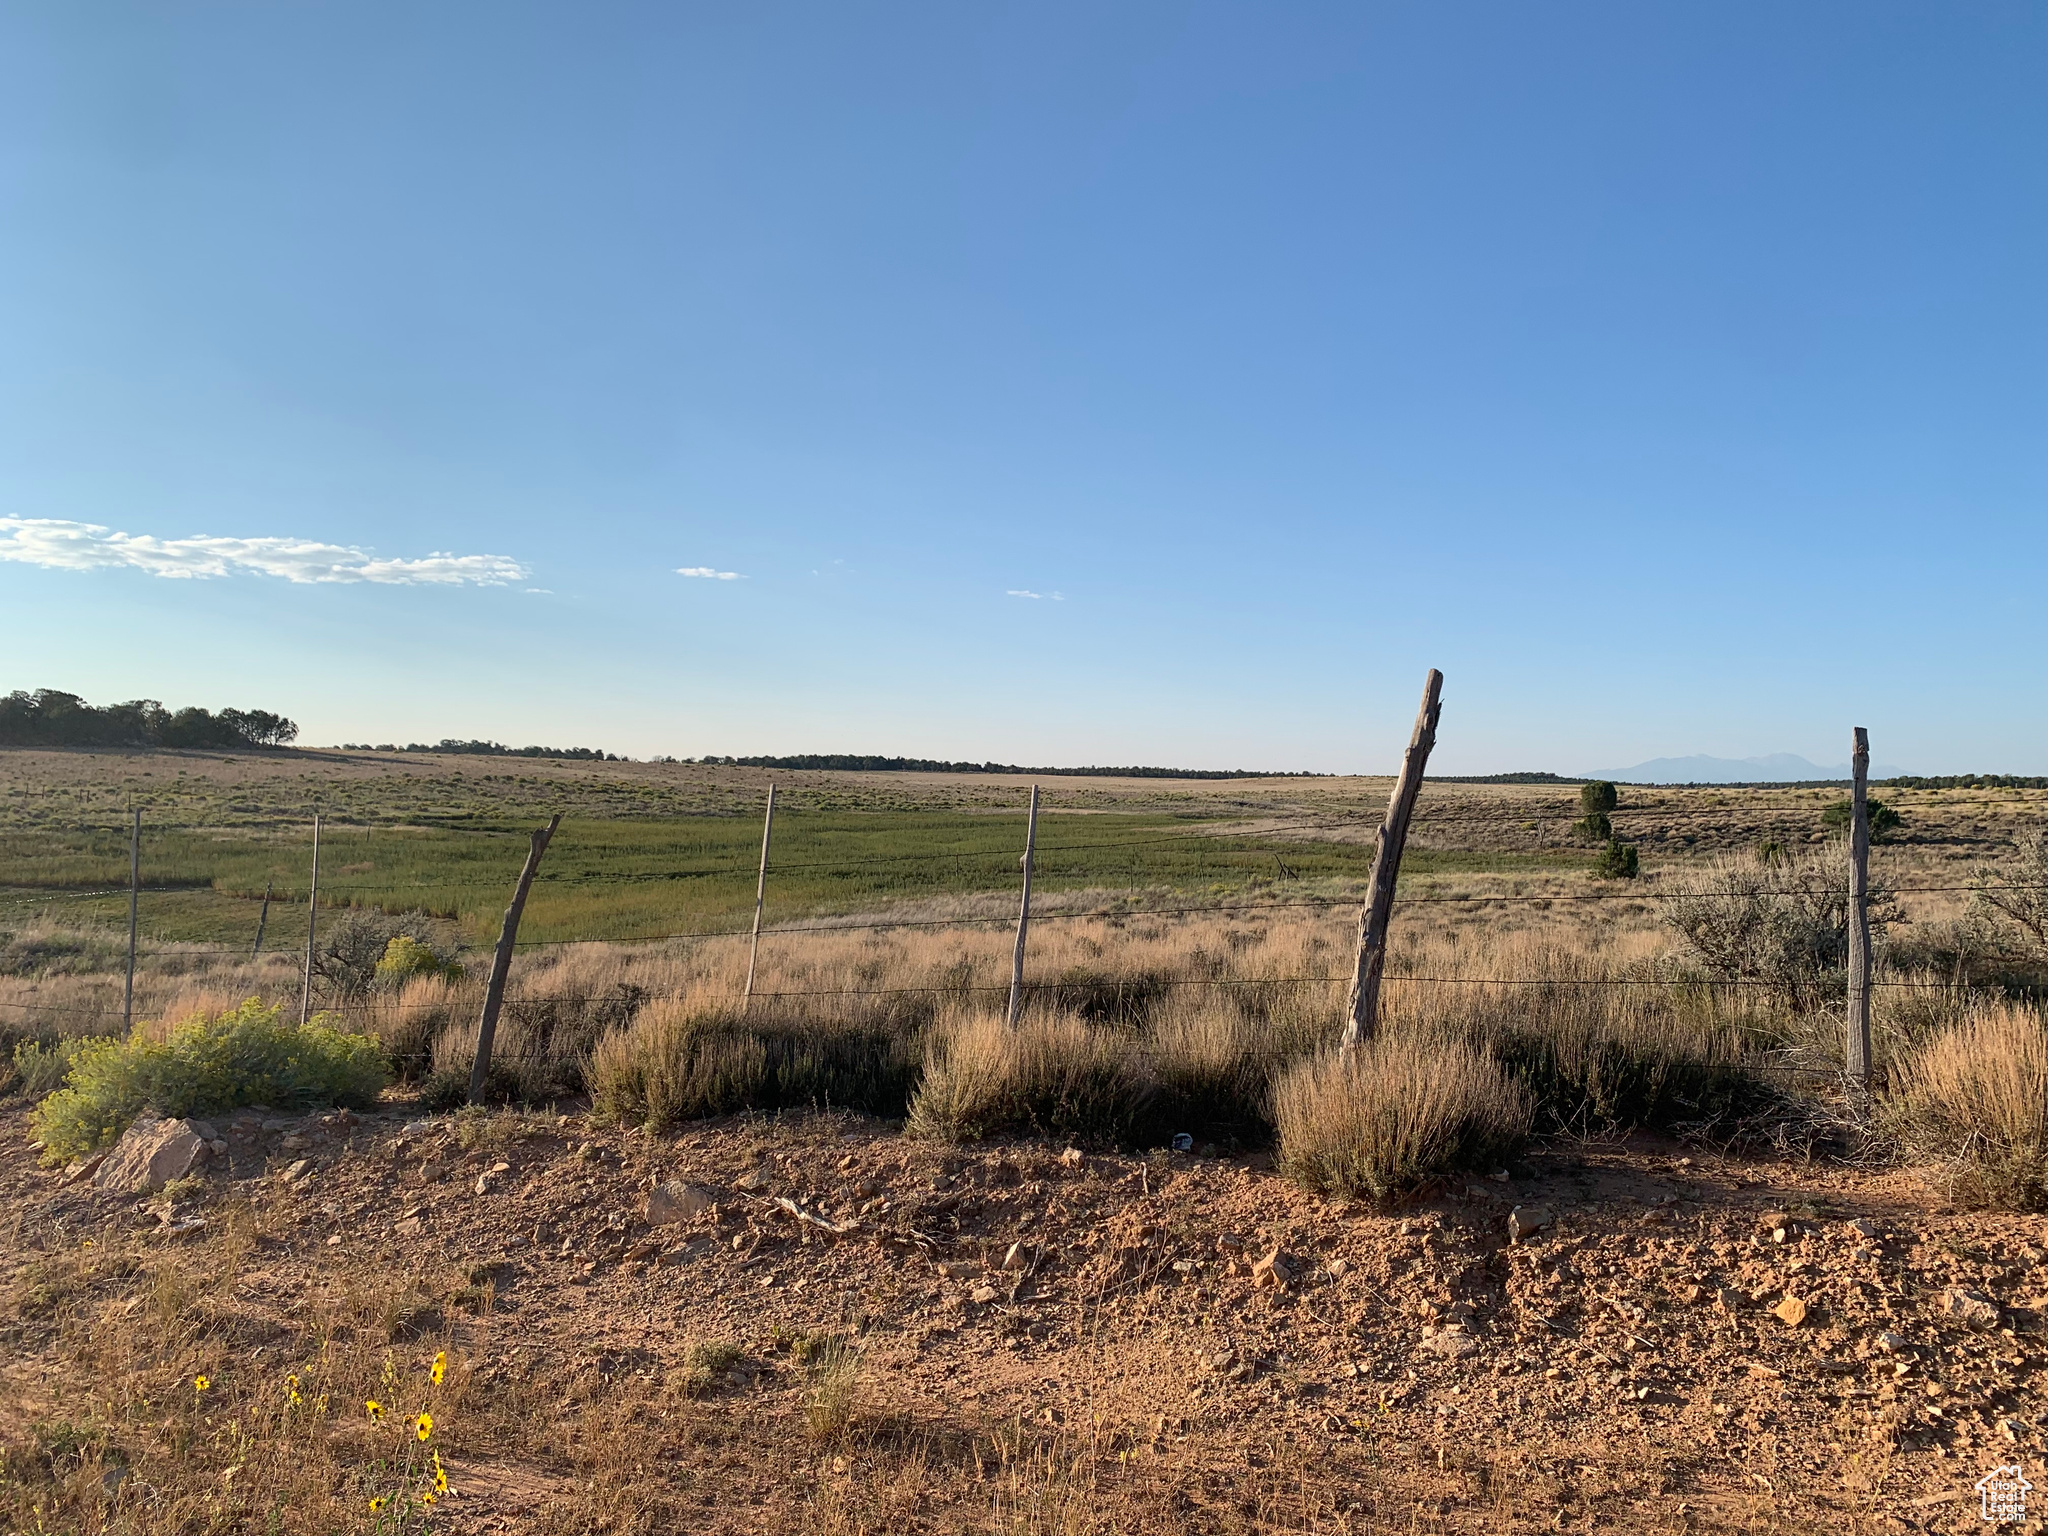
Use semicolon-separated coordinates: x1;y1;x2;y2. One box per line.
906;1010;1158;1144
1144;989;1328;1138
1889;1003;2048;1210
590;994;925;1130
1387;941;1769;1134
1273;1034;1531;1199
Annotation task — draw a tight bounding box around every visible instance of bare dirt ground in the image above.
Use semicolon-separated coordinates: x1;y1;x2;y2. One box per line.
5;1099;2040;1534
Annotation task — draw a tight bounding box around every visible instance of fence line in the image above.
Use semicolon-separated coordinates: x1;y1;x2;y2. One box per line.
5;796;2042;1043
0;968;2013;1025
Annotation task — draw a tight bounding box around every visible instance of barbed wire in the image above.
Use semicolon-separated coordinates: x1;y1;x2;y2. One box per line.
0;967;2013;1024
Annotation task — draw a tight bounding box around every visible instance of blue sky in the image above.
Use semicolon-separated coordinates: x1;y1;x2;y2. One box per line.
1;2;2041;773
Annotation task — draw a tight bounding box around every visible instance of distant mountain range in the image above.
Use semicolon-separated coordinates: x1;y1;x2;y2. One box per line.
1581;753;1908;785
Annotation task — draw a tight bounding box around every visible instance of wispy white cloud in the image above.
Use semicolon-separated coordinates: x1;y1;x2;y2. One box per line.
677;566;745;581
1007;589;1065;601
0;517;528;586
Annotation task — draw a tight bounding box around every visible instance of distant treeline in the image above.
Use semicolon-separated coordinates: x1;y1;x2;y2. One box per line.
339;739;621;762
1882;774;2048;790
1;689;297;750
701;754;1326;780
1432;771;1586;784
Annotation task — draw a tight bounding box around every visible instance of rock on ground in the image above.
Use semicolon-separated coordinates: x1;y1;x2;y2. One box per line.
93;1114;210;1196
647;1180;718;1225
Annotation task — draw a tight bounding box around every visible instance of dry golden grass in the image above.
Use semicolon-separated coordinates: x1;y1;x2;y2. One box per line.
1273;1035;1532;1199
802;1338;863;1441
10;807;2044;1192
9;899;1790;1158
588;992;926;1127
1889;1001;2048;1210
906;1010;1159;1144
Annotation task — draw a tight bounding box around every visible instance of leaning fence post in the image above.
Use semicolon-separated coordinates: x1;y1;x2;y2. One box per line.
252;879;272;958
1846;727;1873;1098
1005;785;1041;1028
469;814;561;1103
123;808;139;1030
1340;669;1443;1056
299;814;321;1026
743;784;777;1012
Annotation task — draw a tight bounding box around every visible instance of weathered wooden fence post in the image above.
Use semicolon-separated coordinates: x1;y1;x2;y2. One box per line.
252;880;272;958
469;813;562;1103
299;814;321;1026
123;809;139;1030
1846;727;1873;1098
1006;785;1041;1028
743;784;777;1012
1340;669;1444;1057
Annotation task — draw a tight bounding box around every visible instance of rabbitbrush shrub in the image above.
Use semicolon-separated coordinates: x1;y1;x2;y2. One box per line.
1889;1003;2048;1211
1274;1034;1531;1200
31;999;388;1162
375;935;463;987
5;1036;97;1102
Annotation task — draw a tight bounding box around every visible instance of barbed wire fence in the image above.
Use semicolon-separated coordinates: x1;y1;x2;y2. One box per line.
3;725;2045;1098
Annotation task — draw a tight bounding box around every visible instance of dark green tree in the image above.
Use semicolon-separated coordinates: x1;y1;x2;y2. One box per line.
1821;798;1901;841
1594;838;1639;879
1573;780;1618;843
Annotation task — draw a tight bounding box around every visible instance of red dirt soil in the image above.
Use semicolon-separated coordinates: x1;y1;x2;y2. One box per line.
4;1102;2042;1533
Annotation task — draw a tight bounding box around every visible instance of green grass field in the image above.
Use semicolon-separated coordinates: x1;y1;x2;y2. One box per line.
0;811;1595;950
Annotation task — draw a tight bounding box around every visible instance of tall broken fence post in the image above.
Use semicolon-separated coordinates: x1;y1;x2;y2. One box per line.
743;784;777;1012
469;813;562;1104
1340;669;1444;1057
1006;784;1041;1029
299;814;321;1026
1845;726;1873;1100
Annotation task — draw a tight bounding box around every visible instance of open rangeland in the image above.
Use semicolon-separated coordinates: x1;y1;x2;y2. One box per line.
2;751;2046;1533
